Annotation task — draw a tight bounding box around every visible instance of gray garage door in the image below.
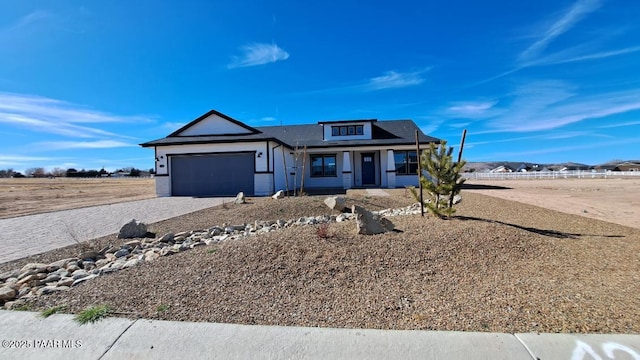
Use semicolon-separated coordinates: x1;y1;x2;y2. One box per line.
170;153;255;196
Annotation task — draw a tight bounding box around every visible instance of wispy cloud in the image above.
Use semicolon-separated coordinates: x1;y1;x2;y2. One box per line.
487;138;640;159
297;68;430;95
0;154;57;163
0;113;122;138
519;0;601;62
415;116;445;135
228;43;289;69
0;92;151;139
33;140;136;150
478;0;618;84
597;120;640;129
526;45;640;67
161;122;187;131
445;101;500;119
541;131;604;140
0;154;64;168
483;81;640;133
466;131;611;147
0;92;150;123
1;10;51;34
364;69;428;91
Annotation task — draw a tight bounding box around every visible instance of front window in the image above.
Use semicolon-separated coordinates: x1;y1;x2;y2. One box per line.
395;150;418;175
311;154;337;177
394;152;407;174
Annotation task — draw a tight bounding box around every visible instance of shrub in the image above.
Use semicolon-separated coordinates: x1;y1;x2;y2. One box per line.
315;223;335;240
74;305;110;324
40;305;68;318
410;140;466;218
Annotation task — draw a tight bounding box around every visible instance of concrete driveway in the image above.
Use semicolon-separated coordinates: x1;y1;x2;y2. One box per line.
0;197;232;264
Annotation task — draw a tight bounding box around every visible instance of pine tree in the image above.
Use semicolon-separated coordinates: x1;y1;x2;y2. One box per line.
410;140;466;218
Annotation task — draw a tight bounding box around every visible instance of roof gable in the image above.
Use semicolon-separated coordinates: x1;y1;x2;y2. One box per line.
169;109;260;137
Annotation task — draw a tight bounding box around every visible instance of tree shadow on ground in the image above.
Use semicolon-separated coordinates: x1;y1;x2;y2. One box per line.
455;216;624;239
460;184;512;190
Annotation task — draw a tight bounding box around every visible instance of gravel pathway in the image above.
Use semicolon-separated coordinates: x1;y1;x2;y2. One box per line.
366;189;390;196
0;197;232;264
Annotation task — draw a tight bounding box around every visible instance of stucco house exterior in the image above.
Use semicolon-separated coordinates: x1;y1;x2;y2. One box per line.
140;109;441;197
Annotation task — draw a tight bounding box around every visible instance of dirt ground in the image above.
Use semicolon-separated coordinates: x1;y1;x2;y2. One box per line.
0;178;156;219
465;177;640;229
15;191;640;334
2;179;640;333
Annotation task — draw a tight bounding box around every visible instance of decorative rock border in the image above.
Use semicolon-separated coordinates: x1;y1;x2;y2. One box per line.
0;203;423;309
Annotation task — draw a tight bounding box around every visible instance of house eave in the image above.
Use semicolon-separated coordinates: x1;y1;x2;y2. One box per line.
140;137;289;148
304;140;440;149
141;137;441;149
317;119;378;125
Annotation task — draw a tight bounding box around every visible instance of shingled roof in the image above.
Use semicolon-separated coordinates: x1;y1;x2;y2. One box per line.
141;119;440;148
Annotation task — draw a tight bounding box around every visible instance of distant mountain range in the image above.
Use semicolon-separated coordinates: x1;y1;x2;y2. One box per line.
463;160;640;173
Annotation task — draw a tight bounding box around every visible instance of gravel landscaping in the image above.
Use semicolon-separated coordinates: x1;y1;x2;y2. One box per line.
3;190;639;334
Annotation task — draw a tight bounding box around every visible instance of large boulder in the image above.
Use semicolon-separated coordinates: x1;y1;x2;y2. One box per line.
272;190;285;199
158;232;175;243
352;205;395;235
20;263;48;273
0;269;20;282
234;192;246;204
0;286;17;302
78;251;100;261
324;196;347;212
118;219;148;239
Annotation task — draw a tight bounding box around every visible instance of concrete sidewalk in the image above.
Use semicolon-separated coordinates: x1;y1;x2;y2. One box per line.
1;311;638;360
0;197;232;264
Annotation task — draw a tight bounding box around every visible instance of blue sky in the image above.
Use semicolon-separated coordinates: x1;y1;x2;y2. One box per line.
1;0;639;173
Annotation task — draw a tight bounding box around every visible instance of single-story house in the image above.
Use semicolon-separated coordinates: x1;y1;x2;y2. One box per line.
613;161;640;172
110;170;130;178
489;165;513;173
140;109;441;197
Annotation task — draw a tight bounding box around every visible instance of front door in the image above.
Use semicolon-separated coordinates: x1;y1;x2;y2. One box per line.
361;152;376;185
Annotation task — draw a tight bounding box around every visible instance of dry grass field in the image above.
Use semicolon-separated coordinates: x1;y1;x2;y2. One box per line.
0;178;156;219
465;178;640;229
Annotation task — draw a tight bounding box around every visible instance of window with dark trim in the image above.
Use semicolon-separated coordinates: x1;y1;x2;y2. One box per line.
394;150;418;175
311;154;337;177
331;125;364;136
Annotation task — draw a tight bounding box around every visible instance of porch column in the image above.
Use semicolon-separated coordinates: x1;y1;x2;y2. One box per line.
386;150;396;188
342;151;352;189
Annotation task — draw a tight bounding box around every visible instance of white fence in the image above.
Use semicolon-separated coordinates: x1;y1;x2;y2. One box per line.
462;170;640;181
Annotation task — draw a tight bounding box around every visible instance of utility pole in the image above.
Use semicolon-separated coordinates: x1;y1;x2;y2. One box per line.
415;130;424;217
449;129;467;209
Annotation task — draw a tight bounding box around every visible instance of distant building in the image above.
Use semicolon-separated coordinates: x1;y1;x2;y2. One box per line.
490;165;512;173
614;162;640;171
111;170;130;178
